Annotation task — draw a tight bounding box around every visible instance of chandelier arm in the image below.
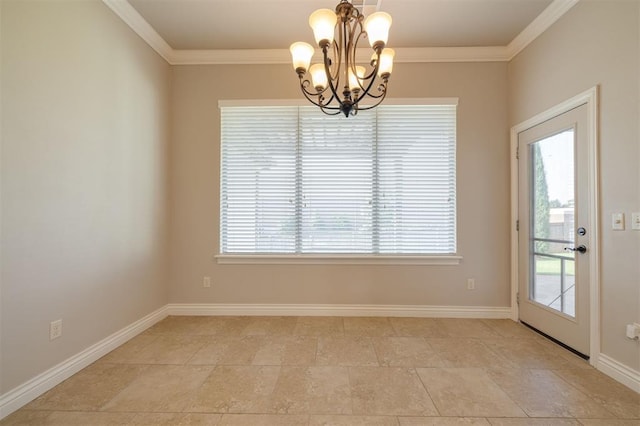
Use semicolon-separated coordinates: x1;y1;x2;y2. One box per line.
338;15;358;114
360;51;378;81
355;52;382;101
361;80;388;100
322;45;343;108
319;91;338;107
299;76;341;108
300;77;325;98
319;106;343;116
363;85;387;99
342;16;357;80
350;17;370;93
299;78;342;111
362;90;386;100
318;92;339;109
299;79;329;109
327;40;341;82
354;87;388;111
345;16;356;77
340;18;350;94
301;90;342;112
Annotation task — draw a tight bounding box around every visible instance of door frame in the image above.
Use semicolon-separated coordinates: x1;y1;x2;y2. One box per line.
510;86;600;366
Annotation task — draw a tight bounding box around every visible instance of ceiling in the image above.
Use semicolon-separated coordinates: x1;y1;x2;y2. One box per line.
127;0;553;50
103;0;578;64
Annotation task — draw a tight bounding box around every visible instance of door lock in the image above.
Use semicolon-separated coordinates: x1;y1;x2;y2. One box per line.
564;245;587;254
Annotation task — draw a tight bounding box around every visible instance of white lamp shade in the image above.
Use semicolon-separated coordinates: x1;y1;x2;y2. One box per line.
364;12;392;48
378;48;395;76
309;9;337;46
290;42;315;72
309;63;328;89
348;66;366;91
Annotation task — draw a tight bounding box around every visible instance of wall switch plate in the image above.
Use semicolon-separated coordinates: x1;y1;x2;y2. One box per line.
50;319;62;340
632;212;640;230
203;276;211;288
612;212;625;230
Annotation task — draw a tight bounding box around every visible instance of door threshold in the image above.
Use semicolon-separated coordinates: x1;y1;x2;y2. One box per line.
521;321;589;361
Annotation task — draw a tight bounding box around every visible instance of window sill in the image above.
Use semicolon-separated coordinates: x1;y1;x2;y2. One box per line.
215;254;462;265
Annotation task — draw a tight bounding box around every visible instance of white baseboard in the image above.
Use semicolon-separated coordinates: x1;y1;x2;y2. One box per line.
166;303;512;318
0;306;168;420
597;353;640;393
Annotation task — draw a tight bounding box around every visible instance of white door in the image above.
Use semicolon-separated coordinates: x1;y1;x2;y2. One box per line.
517;104;590;357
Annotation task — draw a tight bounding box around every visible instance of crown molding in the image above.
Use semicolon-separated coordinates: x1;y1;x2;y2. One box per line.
170;49;290;65
396;46;508;63
103;0;578;66
170;46;510;65
102;0;173;63
506;0;579;60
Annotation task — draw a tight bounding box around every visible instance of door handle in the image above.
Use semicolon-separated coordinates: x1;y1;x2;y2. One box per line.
564;245;587;254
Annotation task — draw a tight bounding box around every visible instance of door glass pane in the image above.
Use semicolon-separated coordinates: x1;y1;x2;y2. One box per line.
529;130;576;317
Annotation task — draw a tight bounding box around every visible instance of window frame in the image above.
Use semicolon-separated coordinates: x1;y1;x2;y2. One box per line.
217;98;461;265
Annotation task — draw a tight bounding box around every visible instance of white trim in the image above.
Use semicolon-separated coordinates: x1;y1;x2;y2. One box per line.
597;354;640;393
0;2;4;421
509;126;520;322
218;97;460;108
167;303;511;318
170;46;510;65
0;306;168;420
511;87;598;134
101;0;173;63
393;47;508;63
103;1;576;65
510;86;600;366
506;0;579;60
170;49;290;65
215;254;462;265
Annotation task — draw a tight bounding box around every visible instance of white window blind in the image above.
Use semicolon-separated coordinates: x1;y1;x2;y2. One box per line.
377;105;457;253
220;103;456;255
221;106;297;253
299;109;376;253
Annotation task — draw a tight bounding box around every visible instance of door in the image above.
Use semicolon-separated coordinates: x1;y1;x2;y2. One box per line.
518;104;590;357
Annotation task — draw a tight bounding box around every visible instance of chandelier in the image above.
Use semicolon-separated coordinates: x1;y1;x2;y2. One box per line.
290;0;394;117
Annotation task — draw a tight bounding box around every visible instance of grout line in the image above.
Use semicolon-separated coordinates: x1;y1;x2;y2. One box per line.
412;366;441;417
369;336;383;367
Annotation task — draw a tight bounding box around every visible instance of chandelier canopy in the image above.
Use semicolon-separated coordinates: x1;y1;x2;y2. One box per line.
290;0;394;117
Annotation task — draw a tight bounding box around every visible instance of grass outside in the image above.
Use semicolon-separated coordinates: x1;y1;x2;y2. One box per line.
536;256;575;276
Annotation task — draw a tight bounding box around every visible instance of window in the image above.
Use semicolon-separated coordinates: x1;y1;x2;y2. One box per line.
220;101;457;258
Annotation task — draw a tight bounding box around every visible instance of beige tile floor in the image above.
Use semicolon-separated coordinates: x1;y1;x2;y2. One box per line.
2;317;639;426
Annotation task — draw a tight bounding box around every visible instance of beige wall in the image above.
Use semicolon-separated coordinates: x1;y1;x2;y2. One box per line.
508;0;640;370
0;0;171;392
169;62;510;307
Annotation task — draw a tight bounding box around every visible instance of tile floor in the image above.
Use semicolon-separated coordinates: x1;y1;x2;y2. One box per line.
2;316;638;425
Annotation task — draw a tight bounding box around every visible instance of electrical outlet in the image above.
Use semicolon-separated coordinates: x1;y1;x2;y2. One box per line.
203;276;211;288
467;278;475;290
50;319;62;340
626;323;640;340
